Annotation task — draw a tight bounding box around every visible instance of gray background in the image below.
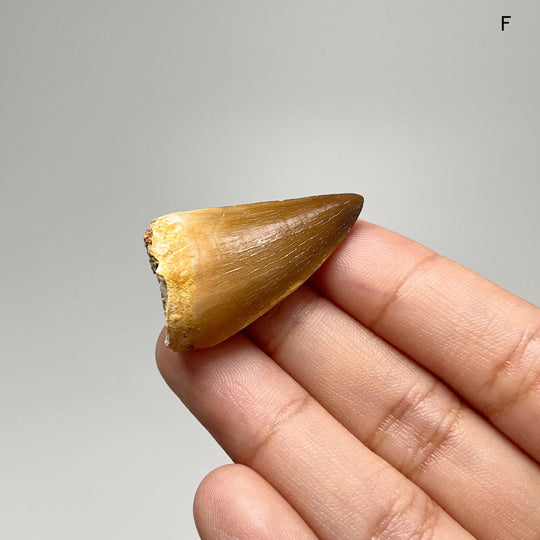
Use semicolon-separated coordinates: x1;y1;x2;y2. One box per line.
1;1;538;538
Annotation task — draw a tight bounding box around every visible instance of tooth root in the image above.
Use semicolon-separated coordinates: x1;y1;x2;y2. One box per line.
144;193;363;351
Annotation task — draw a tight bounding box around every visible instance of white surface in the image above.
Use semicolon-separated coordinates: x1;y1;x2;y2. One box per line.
1;2;538;538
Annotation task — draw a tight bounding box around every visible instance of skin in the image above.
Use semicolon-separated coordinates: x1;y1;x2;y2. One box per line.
155;221;540;540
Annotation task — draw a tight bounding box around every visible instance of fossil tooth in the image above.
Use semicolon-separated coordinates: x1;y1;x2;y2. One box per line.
144;193;363;351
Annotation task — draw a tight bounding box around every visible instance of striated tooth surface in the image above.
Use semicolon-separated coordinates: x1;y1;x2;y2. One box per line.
144;193;363;351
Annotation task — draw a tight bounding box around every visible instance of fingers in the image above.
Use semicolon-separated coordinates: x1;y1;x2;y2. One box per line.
312;221;540;460
156;332;470;540
247;285;540;540
194;464;317;540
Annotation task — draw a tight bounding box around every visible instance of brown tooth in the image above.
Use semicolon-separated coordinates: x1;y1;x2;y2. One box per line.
144;193;363;351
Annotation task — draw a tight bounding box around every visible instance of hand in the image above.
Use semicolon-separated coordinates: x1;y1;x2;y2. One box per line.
156;221;540;539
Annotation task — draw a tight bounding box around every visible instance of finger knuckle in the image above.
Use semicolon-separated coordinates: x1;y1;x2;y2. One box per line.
481;323;540;418
369;377;464;479
370;485;439;540
237;392;313;467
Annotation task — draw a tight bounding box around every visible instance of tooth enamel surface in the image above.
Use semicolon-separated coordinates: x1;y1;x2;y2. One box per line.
145;193;363;351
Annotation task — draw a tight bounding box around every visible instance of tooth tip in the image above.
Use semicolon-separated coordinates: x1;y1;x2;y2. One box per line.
337;192;364;221
145;193;364;351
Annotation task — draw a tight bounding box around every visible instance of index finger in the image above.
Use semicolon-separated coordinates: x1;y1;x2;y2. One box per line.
312;221;540;460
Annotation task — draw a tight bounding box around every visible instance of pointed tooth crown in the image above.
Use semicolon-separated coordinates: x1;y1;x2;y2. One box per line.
144;193;363;351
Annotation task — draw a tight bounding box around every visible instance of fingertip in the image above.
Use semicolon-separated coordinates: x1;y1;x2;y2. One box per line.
193;464;238;524
155;326;168;371
154;331;262;402
194;464;316;540
154;326;204;392
155;326;181;382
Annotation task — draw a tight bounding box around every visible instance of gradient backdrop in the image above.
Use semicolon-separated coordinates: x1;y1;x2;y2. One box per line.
1;2;539;539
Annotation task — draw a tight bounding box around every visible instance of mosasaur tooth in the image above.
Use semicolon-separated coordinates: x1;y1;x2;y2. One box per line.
144;193;363;351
